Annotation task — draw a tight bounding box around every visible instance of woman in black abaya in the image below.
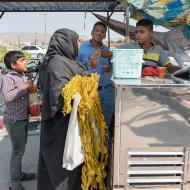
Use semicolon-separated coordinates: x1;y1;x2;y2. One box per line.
37;28;89;190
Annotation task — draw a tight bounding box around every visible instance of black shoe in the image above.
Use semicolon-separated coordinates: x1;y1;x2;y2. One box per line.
20;172;37;181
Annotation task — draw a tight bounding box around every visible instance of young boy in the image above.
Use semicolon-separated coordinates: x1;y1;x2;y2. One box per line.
119;19;180;73
1;51;37;190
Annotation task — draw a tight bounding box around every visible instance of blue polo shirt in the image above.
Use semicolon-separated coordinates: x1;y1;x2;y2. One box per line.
78;41;112;87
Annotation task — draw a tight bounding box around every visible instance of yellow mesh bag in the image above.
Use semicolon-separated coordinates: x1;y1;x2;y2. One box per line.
61;74;108;190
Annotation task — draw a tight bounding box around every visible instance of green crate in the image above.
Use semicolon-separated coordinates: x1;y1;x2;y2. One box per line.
112;49;144;79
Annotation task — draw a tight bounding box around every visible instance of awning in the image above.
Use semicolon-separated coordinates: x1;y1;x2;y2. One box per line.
117;0;190;39
0;1;127;12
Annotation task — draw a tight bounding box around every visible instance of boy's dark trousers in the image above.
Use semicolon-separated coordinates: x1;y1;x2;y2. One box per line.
4;119;28;182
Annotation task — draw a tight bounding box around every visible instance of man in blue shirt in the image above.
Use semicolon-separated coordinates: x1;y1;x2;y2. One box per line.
78;21;115;136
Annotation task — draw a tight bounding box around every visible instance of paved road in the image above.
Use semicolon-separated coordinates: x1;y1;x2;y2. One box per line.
0;128;39;190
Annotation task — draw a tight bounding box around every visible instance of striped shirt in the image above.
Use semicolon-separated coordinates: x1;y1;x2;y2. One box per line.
1;70;29;123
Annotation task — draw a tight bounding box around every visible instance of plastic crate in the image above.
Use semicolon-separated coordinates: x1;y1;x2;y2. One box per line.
112;49;144;79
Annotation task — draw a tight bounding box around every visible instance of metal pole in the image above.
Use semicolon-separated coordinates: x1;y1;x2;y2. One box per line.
35;32;37;45
40;13;47;46
107;12;110;48
44;13;47;47
125;5;130;43
18;35;21;49
0;12;4;20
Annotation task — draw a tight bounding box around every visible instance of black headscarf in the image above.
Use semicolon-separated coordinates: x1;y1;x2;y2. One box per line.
41;28;89;120
45;28;79;61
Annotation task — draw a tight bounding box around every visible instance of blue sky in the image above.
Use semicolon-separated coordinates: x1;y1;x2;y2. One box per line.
0;12;167;40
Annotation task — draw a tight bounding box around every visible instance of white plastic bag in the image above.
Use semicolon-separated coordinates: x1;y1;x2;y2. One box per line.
62;93;84;170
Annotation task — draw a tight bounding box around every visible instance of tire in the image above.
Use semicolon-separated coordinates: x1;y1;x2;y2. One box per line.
37;53;44;60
